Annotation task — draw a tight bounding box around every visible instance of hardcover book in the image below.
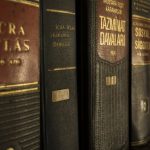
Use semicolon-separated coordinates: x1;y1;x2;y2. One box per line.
131;0;150;146
0;0;40;150
78;0;129;149
41;0;79;150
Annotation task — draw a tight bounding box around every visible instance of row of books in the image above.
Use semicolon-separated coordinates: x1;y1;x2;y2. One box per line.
0;0;150;150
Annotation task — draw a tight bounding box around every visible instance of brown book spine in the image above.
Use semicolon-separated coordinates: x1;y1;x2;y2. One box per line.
131;0;150;146
0;0;40;149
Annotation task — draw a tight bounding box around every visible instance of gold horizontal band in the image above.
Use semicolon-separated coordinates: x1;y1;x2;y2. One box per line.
48;67;76;72
0;87;39;96
7;0;39;7
0;82;38;89
46;9;75;15
133;15;150;22
132;62;150;66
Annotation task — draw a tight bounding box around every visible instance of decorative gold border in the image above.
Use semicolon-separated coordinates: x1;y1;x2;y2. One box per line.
0;87;39;96
131;136;150;146
6;0;39;7
0;82;38;89
46;9;75;15
133;15;150;22
48;67;76;72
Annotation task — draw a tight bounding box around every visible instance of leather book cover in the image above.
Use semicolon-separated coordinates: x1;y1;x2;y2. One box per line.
131;0;150;147
78;0;129;149
41;0;79;150
0;0;40;150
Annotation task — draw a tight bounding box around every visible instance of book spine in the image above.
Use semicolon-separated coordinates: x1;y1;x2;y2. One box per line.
85;0;129;149
0;0;40;150
131;0;150;146
41;0;79;150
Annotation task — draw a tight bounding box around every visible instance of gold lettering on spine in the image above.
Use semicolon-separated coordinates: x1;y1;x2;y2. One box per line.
0;22;26;35
0;21;30;57
103;0;124;15
4;40;9;51
135;27;150;38
18;26;25;35
97;0;128;63
132;16;150;65
100;16;125;32
0;59;5;65
14;39;21;51
134;27;150;51
9;23;16;35
100;32;125;46
0;19;31;66
99;16;126;47
24;40;30;51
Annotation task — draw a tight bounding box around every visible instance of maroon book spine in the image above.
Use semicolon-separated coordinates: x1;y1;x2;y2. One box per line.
0;1;40;149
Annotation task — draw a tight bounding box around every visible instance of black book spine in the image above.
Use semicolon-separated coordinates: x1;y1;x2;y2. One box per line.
79;0;129;149
0;0;40;150
41;0;79;150
131;0;150;146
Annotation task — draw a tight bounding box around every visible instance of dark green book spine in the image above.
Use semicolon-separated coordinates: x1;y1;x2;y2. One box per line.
131;0;150;146
79;0;129;149
41;0;79;150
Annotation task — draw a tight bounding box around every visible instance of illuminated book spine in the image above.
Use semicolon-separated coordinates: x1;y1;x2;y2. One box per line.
131;0;150;146
41;0;79;150
79;0;129;149
0;0;40;150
